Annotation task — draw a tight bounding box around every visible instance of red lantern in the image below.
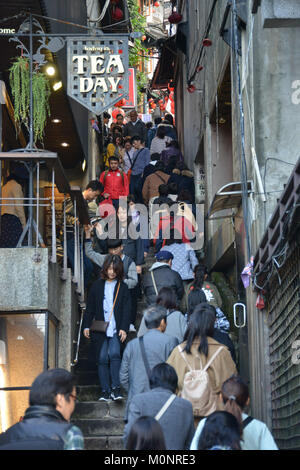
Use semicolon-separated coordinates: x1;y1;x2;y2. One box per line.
150;102;156;109
154;1;160;7
187;84;196;93
168;81;175;92
112;108;124;120
168;12;182;24
203;38;212;47
196;65;204;72
141;35;147;41
112;6;123;21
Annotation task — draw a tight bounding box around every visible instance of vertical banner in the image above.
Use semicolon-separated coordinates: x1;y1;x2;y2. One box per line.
123;67;137;108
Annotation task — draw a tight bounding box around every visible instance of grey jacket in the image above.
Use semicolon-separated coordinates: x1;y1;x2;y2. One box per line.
120;329;179;420
142;263;184;305
84;240;138;289
123;387;195;450
137;309;187;343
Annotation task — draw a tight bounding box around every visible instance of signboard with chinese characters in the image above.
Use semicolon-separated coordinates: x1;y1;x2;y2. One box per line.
123;68;137;108
67;35;129;114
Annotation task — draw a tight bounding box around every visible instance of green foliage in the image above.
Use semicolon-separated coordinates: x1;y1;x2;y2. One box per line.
9;56;51;144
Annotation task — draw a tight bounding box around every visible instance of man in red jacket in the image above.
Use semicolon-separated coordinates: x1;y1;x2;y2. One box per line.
99;156;129;210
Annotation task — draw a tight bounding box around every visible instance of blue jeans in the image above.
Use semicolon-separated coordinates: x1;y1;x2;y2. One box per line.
129;174;143;204
98;333;121;392
66;234;93;286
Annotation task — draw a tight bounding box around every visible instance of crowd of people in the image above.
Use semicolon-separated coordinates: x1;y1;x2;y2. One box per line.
0;109;278;451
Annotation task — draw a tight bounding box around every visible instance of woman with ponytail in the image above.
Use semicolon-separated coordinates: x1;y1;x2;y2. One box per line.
190;375;278;450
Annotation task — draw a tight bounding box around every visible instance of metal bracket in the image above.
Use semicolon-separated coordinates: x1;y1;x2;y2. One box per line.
233;302;247;328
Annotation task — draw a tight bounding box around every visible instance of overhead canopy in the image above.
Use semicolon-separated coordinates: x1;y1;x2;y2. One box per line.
207;181;253;219
150;38;177;90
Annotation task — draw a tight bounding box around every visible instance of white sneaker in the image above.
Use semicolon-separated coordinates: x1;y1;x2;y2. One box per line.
129;324;136;332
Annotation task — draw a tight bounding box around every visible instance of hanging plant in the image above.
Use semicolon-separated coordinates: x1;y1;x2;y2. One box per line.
9;56;30;132
32;70;51;143
9;56;51;145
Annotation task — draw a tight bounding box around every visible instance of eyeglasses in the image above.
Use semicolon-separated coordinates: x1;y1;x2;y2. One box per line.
69;393;78;402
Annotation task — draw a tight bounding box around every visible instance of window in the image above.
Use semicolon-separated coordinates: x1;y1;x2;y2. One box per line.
0;311;58;432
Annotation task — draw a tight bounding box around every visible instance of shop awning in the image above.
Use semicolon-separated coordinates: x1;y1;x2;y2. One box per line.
206;181;253;220
150;38;177;90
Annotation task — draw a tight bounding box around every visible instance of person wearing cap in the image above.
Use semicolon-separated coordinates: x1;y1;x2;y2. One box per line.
142;250;184;306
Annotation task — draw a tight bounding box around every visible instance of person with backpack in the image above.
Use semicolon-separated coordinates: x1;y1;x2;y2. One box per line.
120;305;178;422
123;363;195;450
167;303;237;425
99;155;129;211
190;375;278;450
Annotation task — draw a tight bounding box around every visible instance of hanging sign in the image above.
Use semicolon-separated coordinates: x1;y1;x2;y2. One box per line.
123;68;137;108
67;35;129;114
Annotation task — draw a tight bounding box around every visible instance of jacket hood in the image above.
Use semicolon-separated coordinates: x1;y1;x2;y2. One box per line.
149;262;171;271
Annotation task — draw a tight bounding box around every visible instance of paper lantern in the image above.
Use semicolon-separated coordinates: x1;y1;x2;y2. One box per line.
187;84;196;93
168;12;182;24
112;108;124;120
203;38;212;47
112;6;123;21
154;1;160;7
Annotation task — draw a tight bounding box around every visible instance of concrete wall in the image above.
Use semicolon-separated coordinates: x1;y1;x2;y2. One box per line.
176;0;300;426
0;248;78;371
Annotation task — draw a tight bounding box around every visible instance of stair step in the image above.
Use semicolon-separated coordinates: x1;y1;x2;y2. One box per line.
84;436;124;450
73;400;126;419
72;417;125;436
75;370;98;385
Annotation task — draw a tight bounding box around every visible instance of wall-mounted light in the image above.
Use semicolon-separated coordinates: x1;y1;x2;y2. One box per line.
46;65;56;77
53;81;62;91
82;160;87;172
61;142;69;148
52;118;62;124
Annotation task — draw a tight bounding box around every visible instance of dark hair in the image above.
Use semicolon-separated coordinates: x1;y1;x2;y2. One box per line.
177;189;193;203
127;194;136;204
167;140;179;149
144;304;167;329
198;411;242;450
164;114;174;125
164;227;183;246
112;125;123;135
221;375;250;427
183;303;215;356
154;117;162;125
103;112;111;119
29;369;76;407
126;416;166;450
155;161;166;172
116;113;123;119
85;180;104;193
112;133;123;146
158;184;169;197
6;173;25;186
149;363;178;393
156;286;177;310
107;238;123;249
146;122;153;130
156;126;166;139
175;161;188;172
100;254;124;281
151;152;160;161
167;182;178;195
187;288;208;316
109;155;120;163
131;135;143;144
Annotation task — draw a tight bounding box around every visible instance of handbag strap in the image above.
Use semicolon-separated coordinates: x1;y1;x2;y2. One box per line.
243;416;254;429
150;271;158;296
139;336;151;381
107;282;121;323
155;394;176;421
131;149;143;171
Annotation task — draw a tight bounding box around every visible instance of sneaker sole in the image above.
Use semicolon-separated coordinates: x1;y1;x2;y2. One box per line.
98;397;111;402
111;395;123;401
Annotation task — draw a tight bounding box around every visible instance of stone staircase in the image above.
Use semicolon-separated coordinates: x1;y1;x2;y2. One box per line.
71;247;156;450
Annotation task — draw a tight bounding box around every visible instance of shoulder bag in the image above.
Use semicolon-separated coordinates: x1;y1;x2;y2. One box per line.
90;282;120;333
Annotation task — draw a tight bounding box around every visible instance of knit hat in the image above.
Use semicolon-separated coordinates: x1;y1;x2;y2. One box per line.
155;250;174;261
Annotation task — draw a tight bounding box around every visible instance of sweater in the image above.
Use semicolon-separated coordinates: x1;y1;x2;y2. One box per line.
1;179;26;228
